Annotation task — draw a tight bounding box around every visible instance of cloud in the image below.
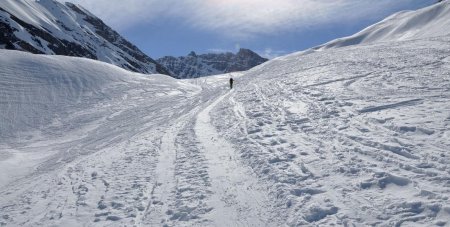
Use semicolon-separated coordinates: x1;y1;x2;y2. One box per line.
63;0;426;38
61;0;173;28
259;48;287;59
204;47;286;59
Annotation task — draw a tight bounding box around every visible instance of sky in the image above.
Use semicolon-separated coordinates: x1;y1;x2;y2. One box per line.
63;0;435;59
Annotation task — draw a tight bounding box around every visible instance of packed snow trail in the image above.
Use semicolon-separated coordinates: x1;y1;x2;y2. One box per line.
195;91;277;226
0;55;278;227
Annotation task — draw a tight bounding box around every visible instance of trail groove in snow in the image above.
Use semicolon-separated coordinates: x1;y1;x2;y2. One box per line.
143;120;182;226
195;91;276;226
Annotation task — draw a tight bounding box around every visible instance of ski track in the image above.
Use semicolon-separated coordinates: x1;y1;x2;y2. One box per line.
195;91;278;226
0;70;277;226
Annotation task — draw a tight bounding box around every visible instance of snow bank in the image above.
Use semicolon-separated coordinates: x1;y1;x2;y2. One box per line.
0;49;199;192
0;49;173;140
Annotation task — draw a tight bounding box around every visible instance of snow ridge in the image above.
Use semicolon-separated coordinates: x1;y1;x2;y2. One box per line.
315;1;450;50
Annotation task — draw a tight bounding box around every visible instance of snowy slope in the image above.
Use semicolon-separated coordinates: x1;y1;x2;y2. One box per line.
211;36;450;225
1;37;449;226
0;49;196;187
0;0;169;74
315;1;450;49
0;49;166;140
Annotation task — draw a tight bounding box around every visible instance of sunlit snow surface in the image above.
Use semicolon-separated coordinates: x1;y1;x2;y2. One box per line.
212;37;450;226
1;35;449;226
1;2;450;226
317;1;450;49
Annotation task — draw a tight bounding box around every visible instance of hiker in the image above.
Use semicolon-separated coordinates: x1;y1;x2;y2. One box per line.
229;77;234;89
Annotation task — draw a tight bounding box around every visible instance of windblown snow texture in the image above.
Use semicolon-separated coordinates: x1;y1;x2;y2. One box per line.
0;0;169;75
157;48;268;79
315;0;450;50
1;1;450;226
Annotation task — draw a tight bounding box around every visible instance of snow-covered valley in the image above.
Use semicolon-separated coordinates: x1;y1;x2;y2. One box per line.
1;2;450;227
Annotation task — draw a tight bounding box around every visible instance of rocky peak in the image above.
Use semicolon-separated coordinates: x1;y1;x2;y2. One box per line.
187;51;197;58
236;48;265;61
157;49;268;79
0;0;170;75
237;48;256;56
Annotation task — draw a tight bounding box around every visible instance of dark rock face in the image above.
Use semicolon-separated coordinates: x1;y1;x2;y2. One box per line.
0;0;169;75
157;48;268;79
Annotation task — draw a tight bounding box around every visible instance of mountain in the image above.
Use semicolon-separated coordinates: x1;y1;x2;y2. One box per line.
157;48;268;79
0;0;169;75
314;0;450;50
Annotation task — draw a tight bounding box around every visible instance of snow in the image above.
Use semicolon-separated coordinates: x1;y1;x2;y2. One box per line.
0;49;189;188
0;0;82;44
195;92;279;226
1;1;450;226
210;36;450;225
315;1;450;50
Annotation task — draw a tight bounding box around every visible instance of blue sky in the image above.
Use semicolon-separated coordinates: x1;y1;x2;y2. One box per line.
65;0;435;59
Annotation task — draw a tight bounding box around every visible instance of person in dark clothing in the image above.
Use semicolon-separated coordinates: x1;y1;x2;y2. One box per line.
229;77;234;89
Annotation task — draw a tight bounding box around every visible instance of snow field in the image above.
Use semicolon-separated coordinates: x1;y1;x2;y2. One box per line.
2;36;450;225
0;52;277;226
0;49;209;226
210;37;450;225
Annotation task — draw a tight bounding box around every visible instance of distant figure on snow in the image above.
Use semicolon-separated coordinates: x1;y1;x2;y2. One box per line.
229;77;234;89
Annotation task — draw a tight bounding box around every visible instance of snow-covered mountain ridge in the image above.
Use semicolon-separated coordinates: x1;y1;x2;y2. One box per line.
315;0;450;49
0;0;169;74
157;48;268;79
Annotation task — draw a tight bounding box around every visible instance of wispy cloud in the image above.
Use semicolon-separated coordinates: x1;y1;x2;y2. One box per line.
63;0;427;38
206;48;234;54
259;48;288;59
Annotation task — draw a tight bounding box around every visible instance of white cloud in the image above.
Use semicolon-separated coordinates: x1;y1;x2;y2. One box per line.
259;48;287;59
63;0;425;38
206;48;233;54
62;0;173;28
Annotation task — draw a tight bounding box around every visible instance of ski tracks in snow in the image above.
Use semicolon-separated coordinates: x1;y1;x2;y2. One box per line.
195;91;277;226
0;77;276;226
209;39;450;226
146;89;278;226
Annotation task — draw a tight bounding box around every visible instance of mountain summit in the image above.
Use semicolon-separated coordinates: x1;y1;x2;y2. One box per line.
0;0;169;75
157;48;268;79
